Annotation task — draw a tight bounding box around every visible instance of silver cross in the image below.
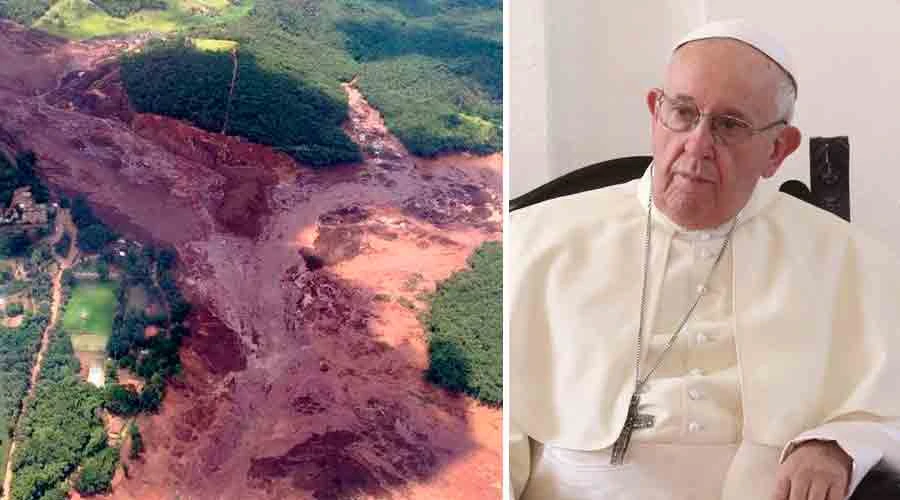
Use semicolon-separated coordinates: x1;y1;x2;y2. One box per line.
609;392;655;465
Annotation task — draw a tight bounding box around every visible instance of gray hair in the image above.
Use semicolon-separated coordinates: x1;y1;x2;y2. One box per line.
774;69;797;123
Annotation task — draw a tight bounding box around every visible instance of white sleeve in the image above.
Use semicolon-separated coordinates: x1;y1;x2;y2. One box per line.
779;419;900;498
508;421;532;500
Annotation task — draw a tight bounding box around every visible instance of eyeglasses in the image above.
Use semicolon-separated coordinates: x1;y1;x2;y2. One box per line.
654;89;787;145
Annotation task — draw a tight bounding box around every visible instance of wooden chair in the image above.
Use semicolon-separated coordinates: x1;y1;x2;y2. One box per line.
509;144;900;499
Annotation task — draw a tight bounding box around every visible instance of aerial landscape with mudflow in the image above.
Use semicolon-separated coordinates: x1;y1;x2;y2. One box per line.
0;1;502;499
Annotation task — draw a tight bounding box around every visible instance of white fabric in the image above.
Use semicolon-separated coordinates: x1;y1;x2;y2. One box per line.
523;442;740;500
674;19;797;93
508;167;900;499
629;208;740;447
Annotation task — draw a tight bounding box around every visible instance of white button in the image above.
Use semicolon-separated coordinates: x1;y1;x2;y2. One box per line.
688;421;703;433
696;284;708;295
696;333;708;344
699;248;713;259
689;368;704;376
699;232;711;241
688;389;703;400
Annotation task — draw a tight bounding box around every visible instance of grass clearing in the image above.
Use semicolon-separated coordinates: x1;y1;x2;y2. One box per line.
191;37;238;52
71;333;111;352
31;0;253;40
63;282;118;352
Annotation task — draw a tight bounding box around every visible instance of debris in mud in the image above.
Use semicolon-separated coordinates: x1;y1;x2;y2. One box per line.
45;62;134;121
298;247;326;271
248;430;390;500
318;205;371;226
285;271;373;339
314;225;365;265
402;183;495;226
185;307;247;375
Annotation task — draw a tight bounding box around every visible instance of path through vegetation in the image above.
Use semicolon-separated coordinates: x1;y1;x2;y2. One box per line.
1;209;78;500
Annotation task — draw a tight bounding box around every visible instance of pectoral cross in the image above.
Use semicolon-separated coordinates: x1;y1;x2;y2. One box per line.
609;392;655;465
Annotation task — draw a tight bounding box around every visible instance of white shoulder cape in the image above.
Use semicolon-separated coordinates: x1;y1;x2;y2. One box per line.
510;170;900;450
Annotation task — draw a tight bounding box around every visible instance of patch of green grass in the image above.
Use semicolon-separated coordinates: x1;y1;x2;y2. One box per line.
425;241;501;405
63;282;119;347
71;334;111;352
191;37;238;52
30;0;253;40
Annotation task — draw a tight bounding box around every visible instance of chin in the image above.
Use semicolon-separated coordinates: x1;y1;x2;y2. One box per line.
663;195;718;228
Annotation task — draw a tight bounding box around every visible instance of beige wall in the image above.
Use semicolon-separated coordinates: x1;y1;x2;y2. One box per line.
511;0;900;252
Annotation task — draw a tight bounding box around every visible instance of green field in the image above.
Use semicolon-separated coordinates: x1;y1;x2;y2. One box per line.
191;37;238;52
63;282;118;352
25;0;253;40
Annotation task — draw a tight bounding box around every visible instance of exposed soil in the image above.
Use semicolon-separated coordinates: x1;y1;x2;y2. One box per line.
0;20;502;500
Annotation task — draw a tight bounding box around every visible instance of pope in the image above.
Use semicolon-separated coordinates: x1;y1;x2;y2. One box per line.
509;19;900;500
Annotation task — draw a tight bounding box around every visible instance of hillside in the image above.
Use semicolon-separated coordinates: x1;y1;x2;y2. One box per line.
1;0;502;165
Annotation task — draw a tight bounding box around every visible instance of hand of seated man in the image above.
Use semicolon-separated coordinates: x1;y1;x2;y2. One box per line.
772;440;853;500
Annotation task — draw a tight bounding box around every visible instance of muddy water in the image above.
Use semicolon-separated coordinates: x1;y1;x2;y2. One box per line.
0;24;502;500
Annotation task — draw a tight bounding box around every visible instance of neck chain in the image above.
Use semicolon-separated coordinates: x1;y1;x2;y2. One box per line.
634;191;738;391
610;179;738;465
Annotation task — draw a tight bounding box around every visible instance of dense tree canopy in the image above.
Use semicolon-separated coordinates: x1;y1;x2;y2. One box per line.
425;241;502;404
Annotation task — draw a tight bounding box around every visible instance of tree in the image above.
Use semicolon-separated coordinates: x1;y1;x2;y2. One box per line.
70;196;97;229
5;302;24;317
0;231;31;257
95;260;110;281
77;224;116;253
157;247;177;270
139;375;164;412
74;447;119;496
128;422;144;459
105;384;141;416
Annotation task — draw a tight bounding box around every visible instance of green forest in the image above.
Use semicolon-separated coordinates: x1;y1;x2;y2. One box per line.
424;240;501;405
1;0;502;164
8;331;112;500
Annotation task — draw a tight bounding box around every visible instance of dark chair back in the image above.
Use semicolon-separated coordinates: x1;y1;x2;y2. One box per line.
510;156;652;212
510;154;848;221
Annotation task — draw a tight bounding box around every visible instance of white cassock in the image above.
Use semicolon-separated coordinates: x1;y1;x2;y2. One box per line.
508;167;900;500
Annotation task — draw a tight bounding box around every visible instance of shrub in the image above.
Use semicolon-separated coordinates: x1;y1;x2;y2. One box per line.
128;422;143;459
5;302;24;317
105;384;141;416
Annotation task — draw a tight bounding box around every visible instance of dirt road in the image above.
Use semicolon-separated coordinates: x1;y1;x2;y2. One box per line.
1;209;78;500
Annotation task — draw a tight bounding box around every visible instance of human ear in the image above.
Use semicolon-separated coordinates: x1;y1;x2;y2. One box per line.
763;125;802;178
646;89;660;119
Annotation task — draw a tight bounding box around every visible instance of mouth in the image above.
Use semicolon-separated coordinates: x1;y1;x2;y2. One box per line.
674;172;714;184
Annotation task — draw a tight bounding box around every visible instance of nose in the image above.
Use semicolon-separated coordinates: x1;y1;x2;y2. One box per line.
683;116;716;160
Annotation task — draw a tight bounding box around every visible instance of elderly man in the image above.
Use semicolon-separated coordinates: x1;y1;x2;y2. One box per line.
509;20;900;500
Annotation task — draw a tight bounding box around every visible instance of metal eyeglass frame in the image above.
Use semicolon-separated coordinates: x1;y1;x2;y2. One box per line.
653;88;787;145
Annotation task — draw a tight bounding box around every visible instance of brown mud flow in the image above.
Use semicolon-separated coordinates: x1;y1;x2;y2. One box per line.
0;21;501;500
